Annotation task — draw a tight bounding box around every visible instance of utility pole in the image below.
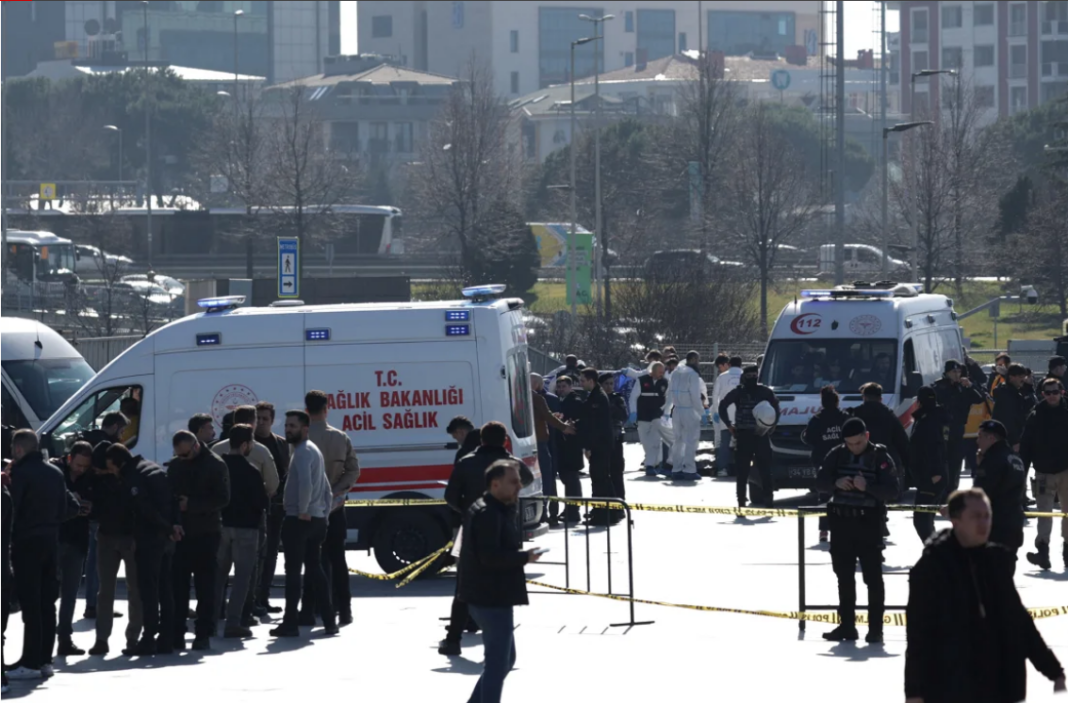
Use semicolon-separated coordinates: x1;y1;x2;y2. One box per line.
833;0;846;286
880;1;889;278
143;1;154;269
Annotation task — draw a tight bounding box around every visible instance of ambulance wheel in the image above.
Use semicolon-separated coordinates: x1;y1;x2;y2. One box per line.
373;511;449;577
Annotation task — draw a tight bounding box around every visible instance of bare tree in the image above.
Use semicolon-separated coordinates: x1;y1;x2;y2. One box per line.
718;104;817;333
62;195;135;338
1014;180;1068;317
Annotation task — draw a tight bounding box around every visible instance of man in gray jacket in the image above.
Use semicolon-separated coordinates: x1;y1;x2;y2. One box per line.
302;391;360;626
270;410;337;639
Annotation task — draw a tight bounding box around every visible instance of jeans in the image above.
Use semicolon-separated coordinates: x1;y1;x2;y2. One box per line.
135;536;175;643
717;429;734;475
215;527;260;629
282;516;334;628
829;513;885;630
537;441;559;521
258;507;285;605
302;511;350;618
13;536;60;669
172;532;221;642
96;533;143;647
467;605;517;703
85;522;100;610
57;542;87;640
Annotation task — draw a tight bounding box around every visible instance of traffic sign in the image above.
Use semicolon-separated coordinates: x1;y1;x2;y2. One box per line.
771;69;791;91
40;183;57;201
277;237;300;299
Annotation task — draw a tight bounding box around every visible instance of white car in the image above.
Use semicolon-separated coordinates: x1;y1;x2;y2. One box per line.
121;273;185;298
75;244;134;276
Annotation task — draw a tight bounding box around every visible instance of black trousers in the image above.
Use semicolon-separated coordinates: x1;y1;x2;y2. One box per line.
828;513;885;630
559;455;584;521
588;447;622;523
257;507;285;605
136;536;175;642
445;578;471;642
301;510;350;617
735;430;773;507
913;485;946;544
2;570;9;673
947;432;966;492
12;536;59;669
610;438;626;502
283;516;334;628
172;532;220;642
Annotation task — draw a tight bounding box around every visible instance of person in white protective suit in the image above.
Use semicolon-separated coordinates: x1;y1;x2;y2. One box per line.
667;351;707;481
710;356;744;477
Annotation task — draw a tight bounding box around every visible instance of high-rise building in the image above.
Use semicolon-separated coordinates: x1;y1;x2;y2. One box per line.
900;0;1068;122
357;1;821;96
1;1;341;84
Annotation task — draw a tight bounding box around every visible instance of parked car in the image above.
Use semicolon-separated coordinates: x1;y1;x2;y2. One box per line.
75;244;133;276
772;244;810;268
121;273;184;297
643;249;743;282
817;244;908;278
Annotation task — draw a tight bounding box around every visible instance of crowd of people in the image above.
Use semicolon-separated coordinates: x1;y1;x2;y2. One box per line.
1;392;360;693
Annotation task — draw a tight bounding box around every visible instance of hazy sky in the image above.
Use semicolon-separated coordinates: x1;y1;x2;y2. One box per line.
338;2;895;57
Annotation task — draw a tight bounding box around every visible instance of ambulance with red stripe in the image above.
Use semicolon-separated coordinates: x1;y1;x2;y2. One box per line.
758;282;963;491
37;285;545;574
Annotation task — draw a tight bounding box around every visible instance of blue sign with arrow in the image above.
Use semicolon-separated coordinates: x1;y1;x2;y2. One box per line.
278;237;300;299
771;69;791;91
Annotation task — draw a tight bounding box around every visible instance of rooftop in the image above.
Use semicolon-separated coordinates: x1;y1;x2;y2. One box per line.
22;59;264;83
270;61;459;91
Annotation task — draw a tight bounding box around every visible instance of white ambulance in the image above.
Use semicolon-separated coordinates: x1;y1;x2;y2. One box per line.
37;285;545;573
758;282;964;490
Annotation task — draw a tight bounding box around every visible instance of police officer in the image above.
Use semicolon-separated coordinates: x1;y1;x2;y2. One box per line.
848;383;910;482
802;386;849;544
932;360;984;492
578;369;619;526
600;373;629;504
992;363;1035;453
632;362;673;477
555;376;586;524
909;386;949;543
816;418;899;644
719;365;780;509
973;419;1027;570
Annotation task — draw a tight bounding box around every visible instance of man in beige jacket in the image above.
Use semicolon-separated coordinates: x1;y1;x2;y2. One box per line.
212;405;280;498
301;391;360;626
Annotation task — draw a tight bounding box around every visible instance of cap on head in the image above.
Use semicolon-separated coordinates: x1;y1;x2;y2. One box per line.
944;359;963;373
978;419;1007;440
841;418;867;439
918;385;937;403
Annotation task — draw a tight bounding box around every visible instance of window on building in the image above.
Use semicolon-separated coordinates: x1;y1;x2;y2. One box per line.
913;51;929;72
975;85;996;107
510;29;519;53
1010;3;1027;36
1042;80;1068;102
510;71;520;94
975;44;995;67
625;51;634;67
372;15;393;38
369;122;389;153
942;46;963;69
679;32;688;52
941;5;963;28
707;10;795;56
625;10;634;32
912;8;929;43
538;7;605;88
974;4;995;26
1011;44;1028;77
637;8;676;61
395;122;414;153
330;122;360;153
1010;85;1027;113
1042;39;1068;76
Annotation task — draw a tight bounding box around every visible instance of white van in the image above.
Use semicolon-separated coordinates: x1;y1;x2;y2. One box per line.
1;318;96;432
759;282;963;489
37;286;546;573
818;244;908;277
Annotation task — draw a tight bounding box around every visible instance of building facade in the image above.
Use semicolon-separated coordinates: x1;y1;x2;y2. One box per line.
900;0;1068;121
357;0;821;96
1;1;340;84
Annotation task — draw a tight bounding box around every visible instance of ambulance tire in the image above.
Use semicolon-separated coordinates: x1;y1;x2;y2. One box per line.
373;510;450;577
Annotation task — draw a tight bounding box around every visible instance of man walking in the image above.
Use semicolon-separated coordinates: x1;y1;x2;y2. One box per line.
905;488;1065;703
816;418;899;644
448;416;483;467
972;420;1026;569
667;351;707;482
253;401;289;614
710;356;743;477
719;365;780;508
633;362;673;478
1020;378;1068;571
460;459;543;703
169;430;230;651
270;411;337;638
302;391;360;627
933;360;984;492
52;441;94;657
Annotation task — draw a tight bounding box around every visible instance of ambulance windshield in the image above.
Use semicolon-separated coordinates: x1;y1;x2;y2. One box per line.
760;339;899;395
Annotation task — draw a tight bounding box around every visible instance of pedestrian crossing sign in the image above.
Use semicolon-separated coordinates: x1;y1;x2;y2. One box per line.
277;237;300;299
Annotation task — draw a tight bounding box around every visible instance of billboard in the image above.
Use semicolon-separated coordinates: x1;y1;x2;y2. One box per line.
530;223;592;268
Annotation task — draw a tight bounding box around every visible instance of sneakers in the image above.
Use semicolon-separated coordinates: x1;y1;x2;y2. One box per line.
438;639;461;656
320;624;340;638
1027;544;1052;571
260;603;283;615
6;667;44;681
672;472;700;481
822;624;859;642
41;664;55;678
56;640;85;657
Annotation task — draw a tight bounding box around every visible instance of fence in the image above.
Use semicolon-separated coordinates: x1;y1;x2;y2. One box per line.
529;346;562;376
73;335;143;371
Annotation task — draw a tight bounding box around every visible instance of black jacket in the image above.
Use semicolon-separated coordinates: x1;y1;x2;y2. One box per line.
801;407;849;469
446;446;515;520
608;392;628;440
124;456;181;541
1019;398;1068;475
2;480;12;587
579;386;615;452
848;401;911;472
52;456;93;551
932;377;984;434
458;494;529;608
635;374;669;422
557;393;587;469
905;530;1064;703
719;382;779;432
9;451;78;543
81;429;119;448
816;443;899;510
221;454;268;530
973;441;1026;549
92;470;136;537
454;428;482;467
909;405;949;490
256;432;290;508
168;442;231;537
991;383;1034;447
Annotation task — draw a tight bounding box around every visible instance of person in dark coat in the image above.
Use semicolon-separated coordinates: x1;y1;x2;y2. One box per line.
972;420;1026;568
1019;379;1068;571
905;488;1065;703
932;360;985;492
991;363;1035;452
909;387;950;543
447;416;482;469
802;386;849;543
51;441;94;657
555;376;586;524
601;372;629;503
253;401;290;615
2;470;12;691
578;369;620;525
848;382;910;483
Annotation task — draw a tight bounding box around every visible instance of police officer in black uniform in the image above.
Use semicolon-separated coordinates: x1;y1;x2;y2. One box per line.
848;383;910;482
802;386;849;543
578;369;619;526
973;419;1027;571
600;373;628;504
933;359;984;492
816;418;899;644
555;376;586;524
992;363;1035;453
719;365;780;509
909;386;950;543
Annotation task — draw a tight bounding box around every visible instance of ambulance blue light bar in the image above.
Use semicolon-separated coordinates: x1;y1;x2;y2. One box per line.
801;289;894;299
445;310;471;322
196;333;221;346
446;325;471;336
305;328;331;341
461;284;506;299
197;295;246;312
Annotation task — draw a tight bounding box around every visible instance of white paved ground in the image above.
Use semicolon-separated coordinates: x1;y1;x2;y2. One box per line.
4;443;1067;702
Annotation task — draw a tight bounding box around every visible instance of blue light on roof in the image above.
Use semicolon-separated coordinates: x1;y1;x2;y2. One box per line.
197;295;246;310
305;328;331;341
800;290;835;298
446;325;471;336
461;284;506;299
801;289;894;299
196;333;221;346
445;310;471;322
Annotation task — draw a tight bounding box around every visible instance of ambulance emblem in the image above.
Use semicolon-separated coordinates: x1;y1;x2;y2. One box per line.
212;384;259;426
849;315;882;336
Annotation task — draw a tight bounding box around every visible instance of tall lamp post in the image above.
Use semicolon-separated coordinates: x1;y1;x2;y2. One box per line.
579;12;614;319
569;36;596;317
233;9;243;107
142;0;153;268
909;68;957;119
881;121;931;278
104;125;123;183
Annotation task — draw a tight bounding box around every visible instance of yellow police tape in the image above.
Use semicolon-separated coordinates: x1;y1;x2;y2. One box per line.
527;580;1068;626
345;497;1065;519
349;542;452;588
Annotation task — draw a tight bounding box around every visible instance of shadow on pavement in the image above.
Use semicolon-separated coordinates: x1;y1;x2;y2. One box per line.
55;649;208;675
431;654;484;676
817;642;901;661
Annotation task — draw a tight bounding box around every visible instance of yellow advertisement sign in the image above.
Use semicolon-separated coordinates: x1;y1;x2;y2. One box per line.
530;223;591;268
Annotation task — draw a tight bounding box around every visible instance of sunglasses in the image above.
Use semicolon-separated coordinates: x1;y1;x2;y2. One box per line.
1043;389;1062;396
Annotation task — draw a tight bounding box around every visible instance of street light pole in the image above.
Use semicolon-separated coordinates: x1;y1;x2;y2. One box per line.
104;125;123;182
569;36;595;317
907;69;954;282
580;12;614;319
233;9;243;109
881;121;932;278
143;0;153;268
